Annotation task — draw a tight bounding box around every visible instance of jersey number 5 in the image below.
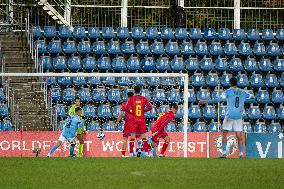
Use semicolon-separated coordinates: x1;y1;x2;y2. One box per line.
135;105;142;116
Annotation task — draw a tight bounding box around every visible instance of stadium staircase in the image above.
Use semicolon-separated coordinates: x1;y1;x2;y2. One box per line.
0;32;50;130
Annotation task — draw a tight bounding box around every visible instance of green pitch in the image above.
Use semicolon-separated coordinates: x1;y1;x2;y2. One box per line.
0;158;283;189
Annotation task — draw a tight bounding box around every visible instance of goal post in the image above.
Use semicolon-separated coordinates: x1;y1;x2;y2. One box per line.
0;72;189;158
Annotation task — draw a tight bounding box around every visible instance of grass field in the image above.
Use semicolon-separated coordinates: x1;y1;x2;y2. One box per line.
0;158;284;189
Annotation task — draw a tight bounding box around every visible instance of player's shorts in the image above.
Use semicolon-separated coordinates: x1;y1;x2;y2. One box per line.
58;134;76;145
151;130;168;144
222;119;243;132
134;119;147;135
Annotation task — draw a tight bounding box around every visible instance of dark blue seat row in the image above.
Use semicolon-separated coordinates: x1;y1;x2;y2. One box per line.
0;104;8;117
0;120;13;131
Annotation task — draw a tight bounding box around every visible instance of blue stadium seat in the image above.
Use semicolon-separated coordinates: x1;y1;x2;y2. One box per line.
58;26;72;39
272;89;284;104
88;77;102;87
93;41;107;55
268;123;282;133
209;42;223;56
171;57;185;71
121;89;134;101
224;43;238;56
67;57;81;71
276;29;284;41
141;57;155;71
107;89;121;103
278;106;284;120
257;90;270;104
232;29;246;40
78;41;91;54
167;89;181;103
102;122;115;131
50;88;61;103
136;41;151;55
192;73;205;87
102;27;115;39
280;74;284;88
77;88;91;102
215;57;229;71
147;77;160;87
273;58;284;72
121;41;136;54
204;28;217;40
112;57;127;71
35;40;47;54
244;58;258;72
62;88;75;102
53;57;67;71
97;57;111;71
57;77;72;86
133;77;146;86
107;41;122;55
193;122;206;132
229;57;244;72
248;105;262;120
165;41;180;55
152;89;167;102
181;41;195;55
206;73;219;87
175;106;183;119
83;105;96;119
127;57;141;71
146;27;159;39
253;43;267;56
254;123;267;133
102;77;116;86
40;56;52;71
245;90;256;104
160;28;175;40
262;29;274;41
157;105;169;115
203;105;217;120
250;73;265;88
141;89;151;100
237;74;249;88
48;41;62;54
176;77;184;86
197;88;211;102
63;41;77;54
0;88;4;101
247;29;261;41
185;57;199;71
98;105;112;119
189;105;202;119
92;89;106;102
117;27;130;39
165;122;176;132
221;73;232;87
189;28;202;40
263;106;276;120
1;120;13;131
118;122;124;131
73;26;86;39
32;26;43;38
211;89;224;103
88;27;101;39
239;43;253;56
243;122;252;132
73;76;86;86
200;57;213;71
219;104;227;119
112;105;121;119
175;28;188;40
177;122;191;132
150;42;165;55
208;122;220;132
267;43;282;57
156;57;170;71
87;121;100;131
188;89;196;103
82;57;96;72
194;42;209;56
218;28;231;40
265;73;279;88
131;27;145;39
55;105;66;118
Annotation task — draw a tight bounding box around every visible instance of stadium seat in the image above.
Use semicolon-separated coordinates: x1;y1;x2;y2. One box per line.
165;41;180;55
63;41;77;54
209;42;223;56
118;122;124;131
146;77;160;87
193;122;206;132
82;57;96;72
267;43;282;57
78;41;91;54
58;26;72;39
48;41;62;54
276;29;284;41
121;41;136;54
170;56;185;71
203;106;217;120
92;89;106;102
102;122;115;131
200;57;213;71
247;29;261;41
245;90;256;104
181;41;195;55
206;73;219;87
257;90;270;104
248;105;261;120
136;41;151;55
73;76;86;86
32;26;43;38
197;88;211;102
243;122;252;132
177;122;191;132
55;105;66;118
35;40;47;54
175;28;188;40
53;57;67;71
175;106;183;119
98;105;112;119
232;29;246;40
189;105;202;119
244;58;258;72
102;27;115;39
160;28;175;40
229;57;244;72
161;77;175;86
278;106;284;120
141;89;151;100
133;77;146;86
272;89;284;104
57;77;72;86
254;122;267;133
152;89;167;102
208;122;219;132
204;28;217;40
157;105;169;115
253;43;267;56
141;57;155;71
150;42;165;55
112;57;127;71
0;88;4;101
93;41;107;55
87;121;100;131
263;106;276;120
215;57;229;71
218;28;231;40
50;88;61;103
131;27;145;39
127;57;141;71
67;57;81;72
274;58;284;72
219;104;227;119
265;73;279;88
41;56;52;71
167;89;181;103
146;27;159;39
107;41;122;55
165;122;176;132
211;89;224;103
176;77;185;86
195;42;209;56
185;57;199;71
237;74;249;88
221;73;232;87
188;89;196;103
102;77;116;86
112;105;121;119
239;43;253;56
83;105;96;119
88;77;102;87
117;27;130;39
62;88;75;102
268;123;282;133
192;73;205;87
107;89;121;103
88;27;101;39
189;28;202;40
224;43;238;56
121;89;134;101
280;74;284;88
156;57;170;71
262;29;274;41
73;26;86;39
250;73;265;88
1;120;13;131
97;57;111;71
77;88;91;102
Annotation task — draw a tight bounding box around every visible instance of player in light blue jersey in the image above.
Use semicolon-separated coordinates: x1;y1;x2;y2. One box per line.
47;107;84;157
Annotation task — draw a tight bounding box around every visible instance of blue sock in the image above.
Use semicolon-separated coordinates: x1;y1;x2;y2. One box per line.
49;145;58;155
239;143;244;154
69;145;75;156
222;142;227;155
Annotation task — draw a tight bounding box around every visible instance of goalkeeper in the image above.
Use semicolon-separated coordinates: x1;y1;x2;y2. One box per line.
69;98;85;157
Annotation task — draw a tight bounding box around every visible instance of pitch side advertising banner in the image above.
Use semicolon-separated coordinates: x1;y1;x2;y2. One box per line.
246;133;284;158
0;132;207;157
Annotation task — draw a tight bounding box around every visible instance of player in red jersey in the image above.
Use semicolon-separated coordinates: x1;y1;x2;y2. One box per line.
151;103;178;157
126;86;153;156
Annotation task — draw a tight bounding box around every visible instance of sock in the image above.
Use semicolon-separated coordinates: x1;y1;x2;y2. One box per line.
78;143;84;157
142;138;149;153
222;142;227;156
160;142;169;155
69;144;75;156
152;147;157;157
49;145;59;156
121;150;126;156
239;143;244;155
129;139;135;154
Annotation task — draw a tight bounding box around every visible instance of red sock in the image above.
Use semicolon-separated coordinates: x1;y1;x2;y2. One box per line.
160;142;169;155
129;139;135;154
142;138;149;153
